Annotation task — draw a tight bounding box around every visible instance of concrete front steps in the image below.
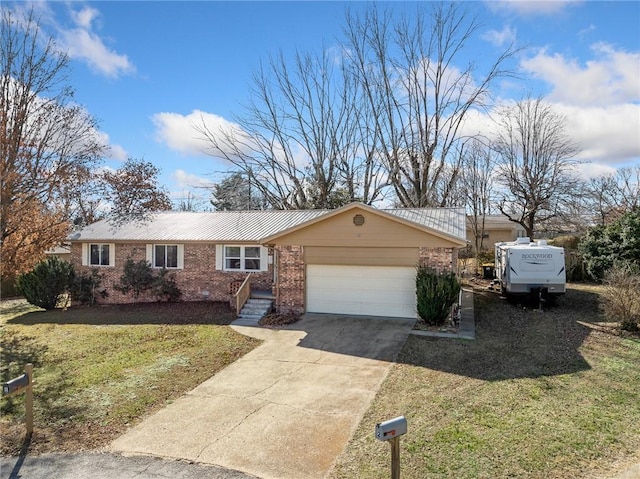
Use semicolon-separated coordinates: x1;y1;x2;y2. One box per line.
233;298;273;326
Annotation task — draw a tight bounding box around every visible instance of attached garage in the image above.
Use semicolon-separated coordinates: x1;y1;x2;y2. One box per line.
306;265;417;318
261;203;467;318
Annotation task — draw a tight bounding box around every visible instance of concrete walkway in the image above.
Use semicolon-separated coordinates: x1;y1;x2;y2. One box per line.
110;314;415;479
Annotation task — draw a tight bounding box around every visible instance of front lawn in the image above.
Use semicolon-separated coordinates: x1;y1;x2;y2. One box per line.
0;300;260;456
331;284;640;479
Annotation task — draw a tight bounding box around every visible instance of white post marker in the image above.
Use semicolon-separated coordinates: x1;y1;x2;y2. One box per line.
375;415;407;479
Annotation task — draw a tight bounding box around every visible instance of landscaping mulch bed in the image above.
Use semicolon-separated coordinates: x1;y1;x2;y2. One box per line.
258;312;301;328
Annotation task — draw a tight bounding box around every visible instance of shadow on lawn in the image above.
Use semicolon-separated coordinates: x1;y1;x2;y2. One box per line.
4;301;235;326
397;287;600;381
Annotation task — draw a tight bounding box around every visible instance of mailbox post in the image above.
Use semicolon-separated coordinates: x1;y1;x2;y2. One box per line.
2;363;34;436
375;416;407;479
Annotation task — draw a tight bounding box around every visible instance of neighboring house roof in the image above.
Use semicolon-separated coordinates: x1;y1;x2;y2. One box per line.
466;215;525;230
45;245;71;255
68;202;467;244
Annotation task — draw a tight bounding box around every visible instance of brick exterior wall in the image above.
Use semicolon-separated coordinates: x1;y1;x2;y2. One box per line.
274;245;305;315
419;247;458;274
70;242;457;313
71;243;273;305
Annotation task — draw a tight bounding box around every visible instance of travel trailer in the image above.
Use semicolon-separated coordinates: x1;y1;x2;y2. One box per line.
494;237;566;301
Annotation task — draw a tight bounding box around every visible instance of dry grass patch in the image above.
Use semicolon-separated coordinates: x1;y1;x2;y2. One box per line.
331;284;640;479
0;300;260;456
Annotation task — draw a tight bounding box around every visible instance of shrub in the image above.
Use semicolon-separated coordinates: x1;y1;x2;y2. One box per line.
153;268;182;302
17;257;74;309
416;267;461;326
579;210;640;281
115;259;182;302
114;259;155;300
601;262;640;332
71;268;108;306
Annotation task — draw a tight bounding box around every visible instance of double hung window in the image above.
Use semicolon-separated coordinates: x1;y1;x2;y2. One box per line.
224;246;262;271
154;245;178;268
89;244;111;266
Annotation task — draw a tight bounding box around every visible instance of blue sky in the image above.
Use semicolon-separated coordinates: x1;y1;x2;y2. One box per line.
11;1;640;205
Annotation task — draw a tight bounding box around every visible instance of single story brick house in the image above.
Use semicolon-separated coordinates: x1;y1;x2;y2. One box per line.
68;202;467;319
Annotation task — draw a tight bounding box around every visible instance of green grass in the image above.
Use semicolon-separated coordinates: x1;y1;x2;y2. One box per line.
0;300;260;454
331;284;640;479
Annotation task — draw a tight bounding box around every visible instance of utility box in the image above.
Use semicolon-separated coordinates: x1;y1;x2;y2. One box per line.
482;264;495;279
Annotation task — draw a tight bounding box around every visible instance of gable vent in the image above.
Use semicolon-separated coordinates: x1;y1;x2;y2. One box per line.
353;214;365;226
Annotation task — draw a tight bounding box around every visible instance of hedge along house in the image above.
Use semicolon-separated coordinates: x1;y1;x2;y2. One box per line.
68;202;467;319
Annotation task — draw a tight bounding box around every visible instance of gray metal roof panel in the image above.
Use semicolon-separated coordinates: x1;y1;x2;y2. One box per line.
69;207;467;243
69;210;327;242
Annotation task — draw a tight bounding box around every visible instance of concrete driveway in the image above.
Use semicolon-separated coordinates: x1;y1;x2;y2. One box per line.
110;314;415;479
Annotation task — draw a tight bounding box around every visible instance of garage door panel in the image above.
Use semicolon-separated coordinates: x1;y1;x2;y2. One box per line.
307;265;416;318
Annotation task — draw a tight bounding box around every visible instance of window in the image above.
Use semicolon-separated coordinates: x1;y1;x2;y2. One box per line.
89;244;110;266
154;245;178;268
224;245;263;271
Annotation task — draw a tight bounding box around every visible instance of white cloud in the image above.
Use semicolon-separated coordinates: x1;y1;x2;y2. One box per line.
573;162;617;180
109;144;128;161
57;6;135;78
458;101;639;177
521;43;640;106
152;110;248;157
172;169;215;189
557;103;640;165
93;131;128;161
483;25;517;47
485;1;580;16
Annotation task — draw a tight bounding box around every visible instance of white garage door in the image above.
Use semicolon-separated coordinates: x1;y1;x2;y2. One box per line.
307;265;416;318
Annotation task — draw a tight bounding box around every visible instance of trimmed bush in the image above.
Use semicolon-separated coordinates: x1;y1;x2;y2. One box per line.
153;268;182;302
114;259;155;300
71;268;108;306
416;267;461;326
17;257;74;309
115;259;182;302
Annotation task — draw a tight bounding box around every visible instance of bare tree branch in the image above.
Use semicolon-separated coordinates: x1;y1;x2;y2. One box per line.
493;96;580;238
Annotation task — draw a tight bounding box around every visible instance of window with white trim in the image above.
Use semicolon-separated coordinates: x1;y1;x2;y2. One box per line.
154;244;179;268
224;245;263;271
90;244;111;266
147;244;183;269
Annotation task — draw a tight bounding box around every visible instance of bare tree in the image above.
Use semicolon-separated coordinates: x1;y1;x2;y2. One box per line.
459;140;495;252
175;191;207;212
586;166;640;226
342;3;516;207
493;97;580;238
1;7;106;279
198;47;386;209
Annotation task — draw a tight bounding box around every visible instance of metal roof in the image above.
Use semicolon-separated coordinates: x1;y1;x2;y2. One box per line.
68;205;467;243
